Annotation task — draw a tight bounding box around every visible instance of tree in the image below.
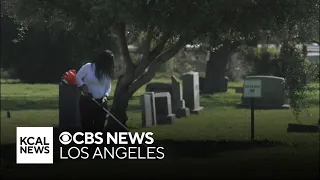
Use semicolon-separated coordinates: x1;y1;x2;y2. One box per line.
4;0;319;130
203;0;320;94
1;4;119;83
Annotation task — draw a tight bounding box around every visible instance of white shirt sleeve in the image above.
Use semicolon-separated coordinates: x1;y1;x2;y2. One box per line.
105;76;112;97
76;63;91;87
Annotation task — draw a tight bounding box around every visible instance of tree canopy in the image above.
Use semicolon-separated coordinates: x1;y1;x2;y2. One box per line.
5;0;319;51
3;0;319;127
5;0;318;82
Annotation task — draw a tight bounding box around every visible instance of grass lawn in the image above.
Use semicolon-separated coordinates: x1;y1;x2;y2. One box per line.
1;77;319;179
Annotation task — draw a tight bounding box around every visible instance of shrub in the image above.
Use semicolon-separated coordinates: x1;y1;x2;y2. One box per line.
239;46;282;77
240;44;315;119
305;61;319;82
279;42;314;119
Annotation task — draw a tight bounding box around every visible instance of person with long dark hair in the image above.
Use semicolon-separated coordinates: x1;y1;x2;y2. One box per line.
76;50;114;132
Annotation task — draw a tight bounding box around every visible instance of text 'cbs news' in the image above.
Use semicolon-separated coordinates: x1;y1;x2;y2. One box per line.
16;127;165;164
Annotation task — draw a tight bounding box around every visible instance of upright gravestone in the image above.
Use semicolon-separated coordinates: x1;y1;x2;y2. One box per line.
182;71;204;114
140;92;157;128
145;82;173;114
59;84;82;131
238;75;290;109
154;92;176;125
171;76;190;118
146;83;172;94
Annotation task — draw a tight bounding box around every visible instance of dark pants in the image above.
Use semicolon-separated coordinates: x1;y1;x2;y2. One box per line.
79;95;107;132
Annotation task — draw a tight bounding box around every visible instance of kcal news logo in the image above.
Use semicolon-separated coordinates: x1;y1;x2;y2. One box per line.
16;127;54;164
59;131;165;160
16;127;165;164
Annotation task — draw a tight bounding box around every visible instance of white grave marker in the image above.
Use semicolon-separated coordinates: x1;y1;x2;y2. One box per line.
243;79;262;141
243;79;262;98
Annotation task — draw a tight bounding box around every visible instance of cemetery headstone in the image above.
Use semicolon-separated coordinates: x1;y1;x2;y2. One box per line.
238;76;290;109
59;84;82;131
154;92;176;124
146;83;172;94
235;87;243;93
182;71;204;114
140;92;157;128
287;123;319;133
242;79;262;141
171;76;190;118
145;82;173;114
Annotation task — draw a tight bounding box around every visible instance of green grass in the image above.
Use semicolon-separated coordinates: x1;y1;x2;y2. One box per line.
1;78;319;178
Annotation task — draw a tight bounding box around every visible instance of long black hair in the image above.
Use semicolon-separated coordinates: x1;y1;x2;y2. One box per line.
91;50;114;81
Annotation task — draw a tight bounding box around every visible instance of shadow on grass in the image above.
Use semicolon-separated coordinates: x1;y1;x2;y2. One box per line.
201;101;238;108
235;99;319;110
1;97;59;110
0;96;143;111
200;94;240;108
0;89;241;111
235;104;291;110
0;138;282;164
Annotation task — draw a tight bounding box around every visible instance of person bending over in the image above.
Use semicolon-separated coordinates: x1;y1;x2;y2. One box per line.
76;50;114;132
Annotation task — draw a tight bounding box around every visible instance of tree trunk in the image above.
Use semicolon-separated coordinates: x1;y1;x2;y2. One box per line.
105;62;159;132
105;93;131;132
105;75;133;132
105;26;191;132
202;42;238;94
